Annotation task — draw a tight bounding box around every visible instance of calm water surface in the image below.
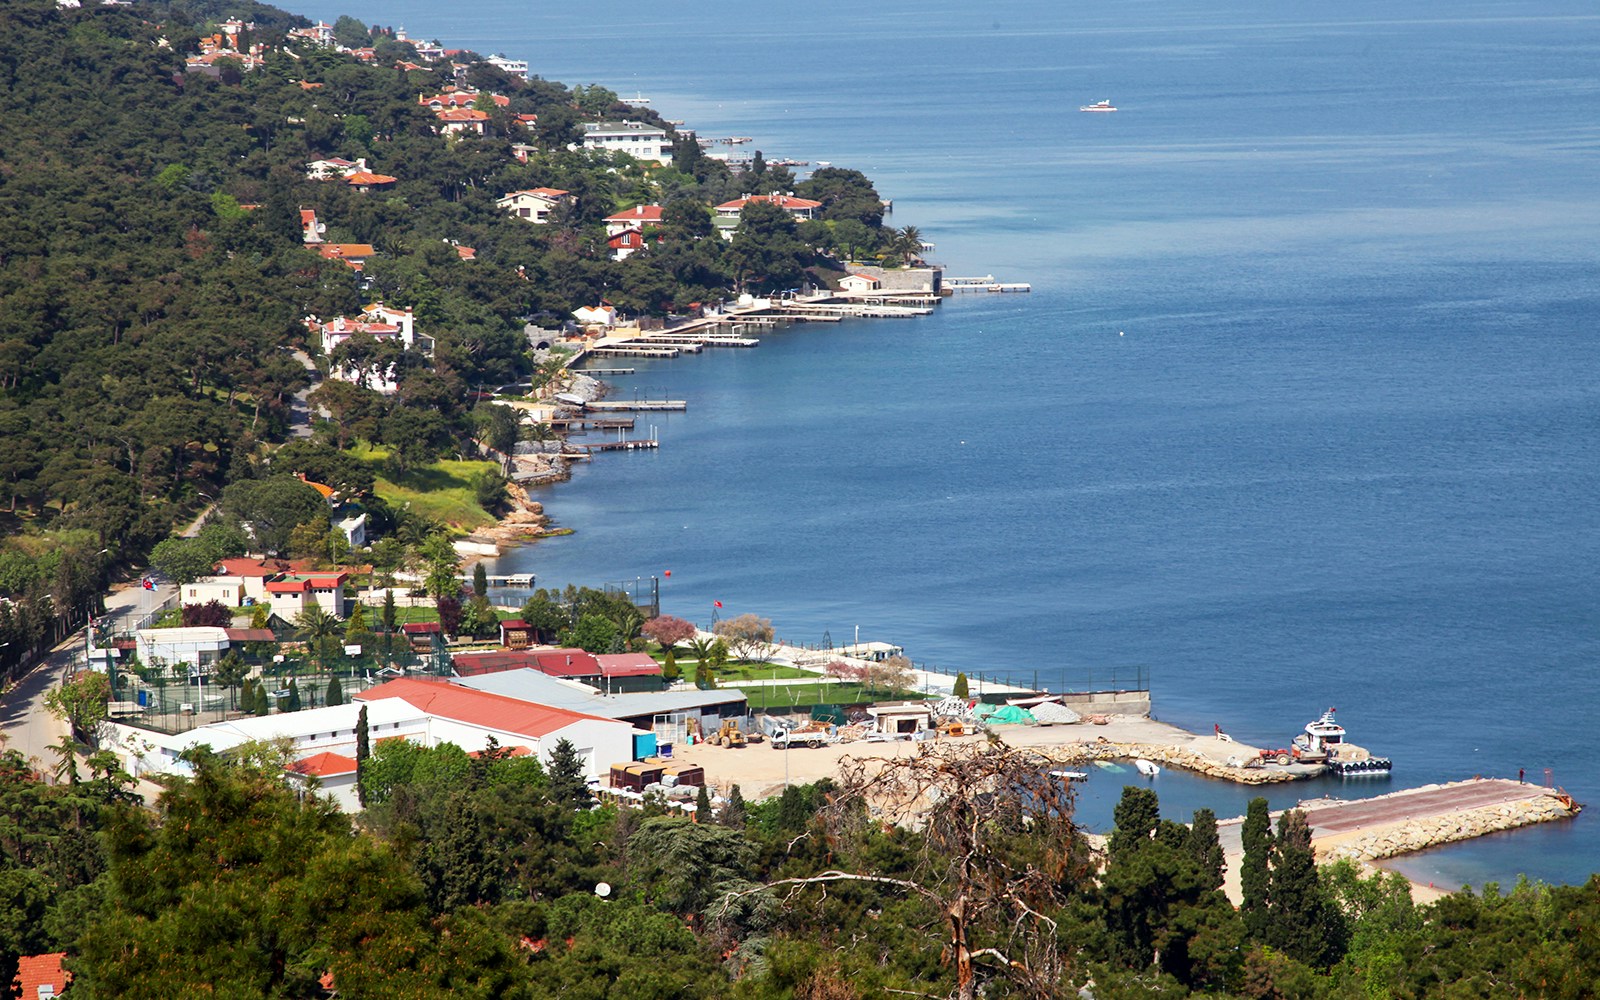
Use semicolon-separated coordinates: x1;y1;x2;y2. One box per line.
288;0;1600;886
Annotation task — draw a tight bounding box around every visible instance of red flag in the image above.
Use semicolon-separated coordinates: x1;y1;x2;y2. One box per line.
713;600;722;608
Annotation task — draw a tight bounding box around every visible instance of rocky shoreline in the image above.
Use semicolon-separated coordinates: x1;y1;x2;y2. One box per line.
1037;739;1308;784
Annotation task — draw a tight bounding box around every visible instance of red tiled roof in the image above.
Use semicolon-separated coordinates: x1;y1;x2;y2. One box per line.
288;751;358;777
345;172;397;186
224;628;277;642
604;204;664;224
318;243;377;259
215;557;300;577
500;619;529;630
13;952;68;999
355;677;620;736
436;108;491;122
716;194;823;212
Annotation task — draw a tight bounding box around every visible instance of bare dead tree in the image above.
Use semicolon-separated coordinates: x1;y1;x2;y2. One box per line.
718;741;1092;1000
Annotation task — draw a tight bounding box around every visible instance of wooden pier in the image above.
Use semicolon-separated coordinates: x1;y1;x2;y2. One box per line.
587;345;685;358
586;399;687;412
775;301;934;319
579;367;636;375
546;416;635;430
578;439;660;453
946;275;1031;293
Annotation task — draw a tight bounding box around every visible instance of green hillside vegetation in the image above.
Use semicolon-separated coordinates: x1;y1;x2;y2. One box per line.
0;0;910;682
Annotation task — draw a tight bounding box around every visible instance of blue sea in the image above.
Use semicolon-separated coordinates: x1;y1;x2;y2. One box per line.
289;0;1600;888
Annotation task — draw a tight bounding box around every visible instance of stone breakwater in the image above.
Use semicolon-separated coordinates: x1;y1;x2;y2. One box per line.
1038;740;1307;785
1318;790;1581;864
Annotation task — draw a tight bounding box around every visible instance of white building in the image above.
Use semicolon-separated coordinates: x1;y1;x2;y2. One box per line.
496;187;570;224
486;54;529;77
579;121;673;165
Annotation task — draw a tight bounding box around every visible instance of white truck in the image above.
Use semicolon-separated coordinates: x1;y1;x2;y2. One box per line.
769;728;838;750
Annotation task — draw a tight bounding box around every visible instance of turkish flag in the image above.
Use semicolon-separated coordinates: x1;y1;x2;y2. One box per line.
713;600;722;608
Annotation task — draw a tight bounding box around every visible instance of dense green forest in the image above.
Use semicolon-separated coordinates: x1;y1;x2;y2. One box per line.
0;0;907;681
3;737;1598;998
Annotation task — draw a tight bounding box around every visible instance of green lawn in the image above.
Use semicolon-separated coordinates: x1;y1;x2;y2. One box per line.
741;683;921;710
348;443;501;532
676;659;817;684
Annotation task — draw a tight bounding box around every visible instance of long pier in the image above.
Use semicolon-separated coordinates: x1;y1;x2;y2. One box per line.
1214;779;1582;902
774;302;934;319
586;399;687;412
578;439;660;453
946;275;1032;293
546;416;635;430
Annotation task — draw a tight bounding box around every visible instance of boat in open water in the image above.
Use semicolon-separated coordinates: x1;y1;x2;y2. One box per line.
1079;100;1117;112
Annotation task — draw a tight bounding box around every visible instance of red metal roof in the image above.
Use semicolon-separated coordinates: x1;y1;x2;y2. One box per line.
452;650;539;676
401;622;441;634
356;677;619;736
224;628;277;642
595;653;664;678
531;649;602;678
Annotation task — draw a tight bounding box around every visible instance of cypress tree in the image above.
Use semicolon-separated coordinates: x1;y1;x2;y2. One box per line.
325;675;344;707
473;562;489;598
952;671;969;699
355;704;370;807
285;679;302;712
1188;807;1225;891
695;785;712;824
252;682;270;717
1108;785;1161;862
720;784;748;828
1268;809;1346;966
1240;796;1275;941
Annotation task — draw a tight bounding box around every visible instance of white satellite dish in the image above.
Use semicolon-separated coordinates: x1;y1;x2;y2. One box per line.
594;882;612;898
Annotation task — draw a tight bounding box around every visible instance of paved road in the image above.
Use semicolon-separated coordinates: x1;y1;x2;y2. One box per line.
0;639;76;774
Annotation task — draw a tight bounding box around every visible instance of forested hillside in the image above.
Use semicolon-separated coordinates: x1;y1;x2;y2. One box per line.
0;0;896;676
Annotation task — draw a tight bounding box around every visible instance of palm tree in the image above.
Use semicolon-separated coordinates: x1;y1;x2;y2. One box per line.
686;637;715;686
295;605;341;675
48;734;80;786
894;226;926;267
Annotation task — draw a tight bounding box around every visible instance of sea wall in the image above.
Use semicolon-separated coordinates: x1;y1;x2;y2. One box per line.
1318;791;1581;864
1055;689;1152;716
1039;740;1305;785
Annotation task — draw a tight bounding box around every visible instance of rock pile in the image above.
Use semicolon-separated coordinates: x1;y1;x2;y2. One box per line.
1318;792;1581;864
1038;740;1304;785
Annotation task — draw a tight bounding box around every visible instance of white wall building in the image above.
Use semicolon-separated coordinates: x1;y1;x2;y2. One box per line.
579;121;673;164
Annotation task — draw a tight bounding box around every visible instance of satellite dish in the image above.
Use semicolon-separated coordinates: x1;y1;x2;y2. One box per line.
594;882;612;898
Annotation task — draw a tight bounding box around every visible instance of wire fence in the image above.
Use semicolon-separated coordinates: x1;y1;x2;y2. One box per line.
112;641;452;735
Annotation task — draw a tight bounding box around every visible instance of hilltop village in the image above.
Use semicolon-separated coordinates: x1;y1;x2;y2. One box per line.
0;2;1596;998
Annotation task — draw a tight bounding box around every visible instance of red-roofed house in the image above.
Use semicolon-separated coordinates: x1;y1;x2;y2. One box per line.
715;194;823;220
838;273;882;294
499;619;533;649
355;677;637;780
316;243;377;271
12;952;68;1000
604;204;665;236
300;207;325;244
418;91;509;110
263;573;348;617
286;751;359;809
305;156;360;180
346;171;398;192
435;108;491;135
401;621;442;652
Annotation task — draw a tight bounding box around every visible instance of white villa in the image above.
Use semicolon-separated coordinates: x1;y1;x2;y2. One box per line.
579;120;672;164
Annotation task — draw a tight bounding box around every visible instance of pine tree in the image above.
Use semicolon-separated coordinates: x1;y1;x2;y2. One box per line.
952;671;969;699
1188;807;1225;891
355;704;370;808
546;737;592;810
695;785;712;824
326;675;344;707
344;601;370;642
720;784;748;828
1241;796;1275;941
